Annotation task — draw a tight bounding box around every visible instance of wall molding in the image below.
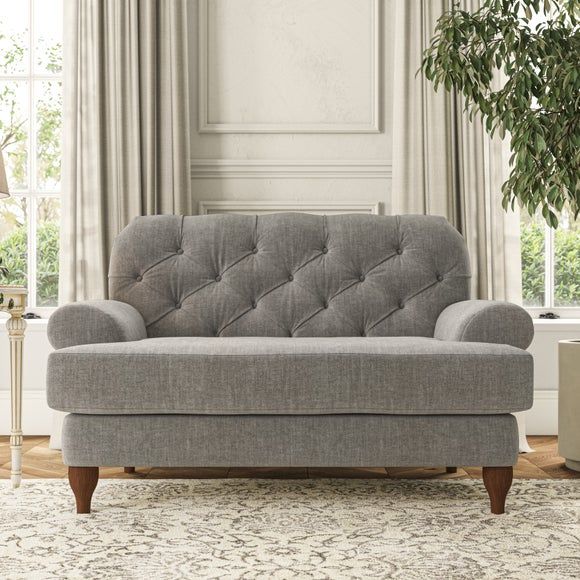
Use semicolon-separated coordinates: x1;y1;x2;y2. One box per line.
198;200;381;215
532;318;580;332
198;0;381;133
191;159;392;179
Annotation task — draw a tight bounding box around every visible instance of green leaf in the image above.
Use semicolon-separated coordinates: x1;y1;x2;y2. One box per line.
536;134;547;152
419;0;579;227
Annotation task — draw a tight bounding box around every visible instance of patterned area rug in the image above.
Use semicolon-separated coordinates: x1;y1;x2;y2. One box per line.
0;479;578;579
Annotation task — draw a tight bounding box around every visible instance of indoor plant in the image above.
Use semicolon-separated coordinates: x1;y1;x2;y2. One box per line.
421;0;579;227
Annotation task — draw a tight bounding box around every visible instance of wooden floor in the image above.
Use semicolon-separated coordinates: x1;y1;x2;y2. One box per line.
0;436;578;480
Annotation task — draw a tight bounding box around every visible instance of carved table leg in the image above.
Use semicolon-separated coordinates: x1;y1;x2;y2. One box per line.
483;466;513;514
7;315;26;489
124;467;136;474
69;467;99;514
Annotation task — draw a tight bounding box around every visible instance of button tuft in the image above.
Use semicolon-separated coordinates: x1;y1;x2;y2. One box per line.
175;303;182;310
251;301;257;309
322;247;328;254
437;275;443;282
288;274;294;282
215;275;222;282
323;301;329;309
252;247;258;254
396;248;403;255
136;275;143;282
359;275;365;282
176;248;184;255
399;302;405;309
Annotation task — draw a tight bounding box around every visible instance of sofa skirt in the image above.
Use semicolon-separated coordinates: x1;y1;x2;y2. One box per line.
62;413;518;468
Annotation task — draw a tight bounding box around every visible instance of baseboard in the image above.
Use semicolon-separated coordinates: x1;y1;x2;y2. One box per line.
0;390;52;436
526;390;558;435
0;389;560;437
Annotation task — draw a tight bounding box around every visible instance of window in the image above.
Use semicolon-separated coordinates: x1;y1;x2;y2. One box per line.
518;11;579;319
0;0;62;310
521;209;580;316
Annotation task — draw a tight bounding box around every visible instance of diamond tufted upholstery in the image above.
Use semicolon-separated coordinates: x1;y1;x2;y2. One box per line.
108;213;471;338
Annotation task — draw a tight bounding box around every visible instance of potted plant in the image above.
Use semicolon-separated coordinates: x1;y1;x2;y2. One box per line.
421;0;579;468
421;0;578;225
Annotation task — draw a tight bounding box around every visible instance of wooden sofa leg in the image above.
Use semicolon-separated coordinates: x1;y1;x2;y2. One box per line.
446;467;457;473
68;467;99;514
124;467;136;474
482;466;513;514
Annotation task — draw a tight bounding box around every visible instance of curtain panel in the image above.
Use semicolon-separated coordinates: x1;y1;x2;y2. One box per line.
391;0;522;303
61;0;192;303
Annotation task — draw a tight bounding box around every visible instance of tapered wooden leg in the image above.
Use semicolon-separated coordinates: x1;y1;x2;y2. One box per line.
124;467;136;474
446;467;457;473
482;466;513;514
68;467;99;514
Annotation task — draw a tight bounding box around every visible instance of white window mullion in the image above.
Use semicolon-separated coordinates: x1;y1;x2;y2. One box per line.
544;223;555;309
27;196;37;307
0;75;59;82
27;0;37;308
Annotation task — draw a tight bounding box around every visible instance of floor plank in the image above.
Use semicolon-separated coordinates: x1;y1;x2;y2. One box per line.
0;436;578;479
228;467;309;479
308;467;389;479
148;467;230;479
387;467;470;479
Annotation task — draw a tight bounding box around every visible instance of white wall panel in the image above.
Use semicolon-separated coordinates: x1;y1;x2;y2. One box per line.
189;0;393;212
199;0;380;133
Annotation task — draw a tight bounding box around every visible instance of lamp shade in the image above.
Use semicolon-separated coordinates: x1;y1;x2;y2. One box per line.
0;149;9;198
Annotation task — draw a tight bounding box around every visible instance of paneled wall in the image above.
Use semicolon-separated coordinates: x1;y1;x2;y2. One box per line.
0;0;565;438
188;0;393;213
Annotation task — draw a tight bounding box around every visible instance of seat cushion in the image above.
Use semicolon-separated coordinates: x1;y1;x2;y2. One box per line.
47;337;533;415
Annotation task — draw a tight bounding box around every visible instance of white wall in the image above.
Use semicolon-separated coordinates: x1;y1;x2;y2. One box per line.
526;320;580;435
188;0;393;214
0;320;53;434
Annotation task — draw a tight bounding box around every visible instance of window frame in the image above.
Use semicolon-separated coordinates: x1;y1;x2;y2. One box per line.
524;220;580;320
0;0;62;316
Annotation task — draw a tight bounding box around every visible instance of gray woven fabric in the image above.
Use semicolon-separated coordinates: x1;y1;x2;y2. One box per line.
434;300;534;349
47;336;533;415
108;214;471;338
62;413;518;467
47;300;147;350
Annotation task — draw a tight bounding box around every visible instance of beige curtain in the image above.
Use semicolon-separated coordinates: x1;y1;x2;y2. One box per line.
61;0;192;303
391;0;522;303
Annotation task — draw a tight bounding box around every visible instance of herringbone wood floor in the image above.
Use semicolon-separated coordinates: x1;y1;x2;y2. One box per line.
0;436;577;479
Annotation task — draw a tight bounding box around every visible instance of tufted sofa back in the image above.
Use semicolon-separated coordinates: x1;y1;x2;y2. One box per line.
109;213;471;338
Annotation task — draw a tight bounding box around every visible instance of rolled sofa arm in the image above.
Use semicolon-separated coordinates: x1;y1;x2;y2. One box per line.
48;300;147;350
434;300;534;350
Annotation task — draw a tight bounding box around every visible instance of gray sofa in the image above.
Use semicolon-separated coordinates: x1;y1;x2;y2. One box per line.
46;213;534;514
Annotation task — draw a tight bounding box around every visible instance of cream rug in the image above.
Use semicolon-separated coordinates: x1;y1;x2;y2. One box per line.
0;479;578;579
